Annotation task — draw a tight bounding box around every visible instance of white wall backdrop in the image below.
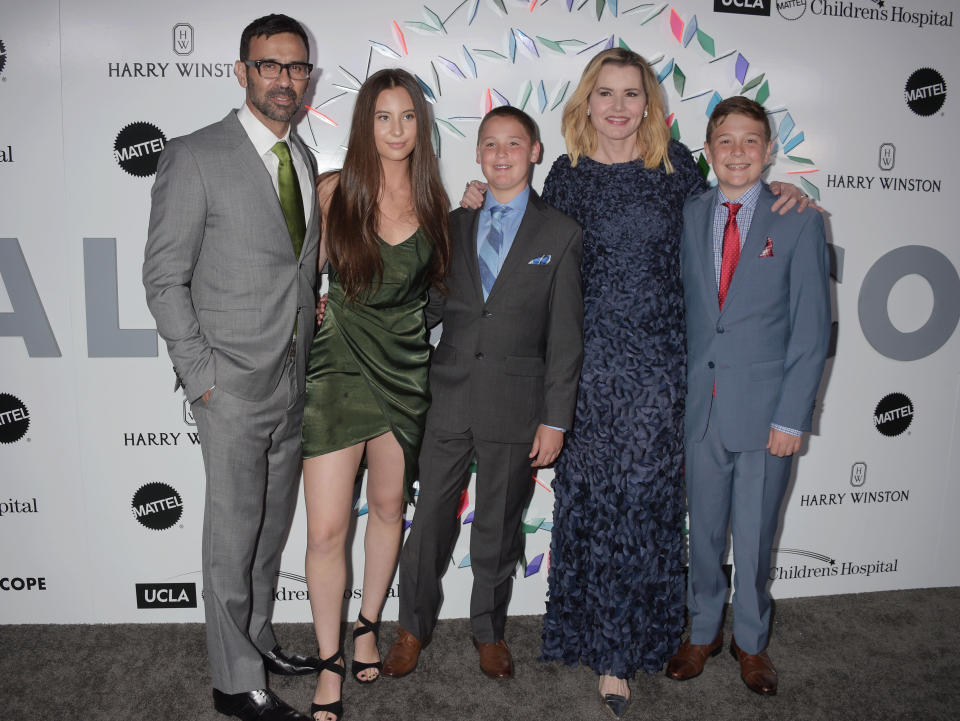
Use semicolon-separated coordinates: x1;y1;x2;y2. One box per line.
2;0;958;624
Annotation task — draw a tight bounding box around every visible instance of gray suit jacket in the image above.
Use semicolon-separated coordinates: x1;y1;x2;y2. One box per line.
681;184;831;451
425;191;584;443
143;110;319;402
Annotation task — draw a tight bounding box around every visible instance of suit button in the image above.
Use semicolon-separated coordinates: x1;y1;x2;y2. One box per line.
475;352;484;360
717;326;725;334
708;361;715;369
482;310;493;319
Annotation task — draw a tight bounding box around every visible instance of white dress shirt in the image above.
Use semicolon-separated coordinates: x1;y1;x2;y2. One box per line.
236;103;314;221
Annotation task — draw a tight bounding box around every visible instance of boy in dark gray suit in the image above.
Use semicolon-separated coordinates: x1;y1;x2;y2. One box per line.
383;107;584;680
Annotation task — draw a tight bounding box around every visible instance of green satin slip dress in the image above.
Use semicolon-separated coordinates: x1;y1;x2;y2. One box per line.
302;228;433;501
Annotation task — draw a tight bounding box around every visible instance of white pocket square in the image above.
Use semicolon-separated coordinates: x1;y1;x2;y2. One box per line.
528;254;551;265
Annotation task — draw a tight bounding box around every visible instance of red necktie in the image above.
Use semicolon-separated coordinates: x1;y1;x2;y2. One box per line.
718;202;742;309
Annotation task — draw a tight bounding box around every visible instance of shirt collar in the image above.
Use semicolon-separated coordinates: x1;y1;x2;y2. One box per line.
716;180;762;213
237;102;292;157
482;184;530;215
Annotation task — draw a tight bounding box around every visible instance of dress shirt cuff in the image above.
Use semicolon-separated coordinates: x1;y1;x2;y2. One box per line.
544;425;566;433
771;423;801;436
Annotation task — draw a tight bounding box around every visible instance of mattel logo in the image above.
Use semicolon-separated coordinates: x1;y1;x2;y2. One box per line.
714;0;771;16
135;582;197;609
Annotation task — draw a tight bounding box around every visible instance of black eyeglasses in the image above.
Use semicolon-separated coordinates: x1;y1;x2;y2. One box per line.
244;60;313;80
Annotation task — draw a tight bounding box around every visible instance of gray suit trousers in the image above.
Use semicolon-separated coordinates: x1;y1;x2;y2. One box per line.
685;409;793;655
190;352;304;692
398;424;535;643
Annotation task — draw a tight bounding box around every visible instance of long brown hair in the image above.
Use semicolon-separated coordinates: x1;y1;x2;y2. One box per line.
562;48;673;173
325;68;450;301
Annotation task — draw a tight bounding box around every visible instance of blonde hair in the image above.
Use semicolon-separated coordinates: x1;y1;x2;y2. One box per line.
562;48;673;173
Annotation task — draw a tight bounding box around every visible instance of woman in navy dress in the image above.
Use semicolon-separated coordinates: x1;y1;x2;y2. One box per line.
536;49;807;717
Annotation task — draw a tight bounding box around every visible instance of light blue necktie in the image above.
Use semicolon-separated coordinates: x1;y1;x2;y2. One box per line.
479;205;508;300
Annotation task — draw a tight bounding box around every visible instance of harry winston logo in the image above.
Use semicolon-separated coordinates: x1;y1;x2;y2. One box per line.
878;143;895;171
850;462;867;487
173;24;194;56
183;399;196;426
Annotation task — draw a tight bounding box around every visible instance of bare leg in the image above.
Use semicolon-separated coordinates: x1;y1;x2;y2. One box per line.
352;431;406;681
304;443;365;721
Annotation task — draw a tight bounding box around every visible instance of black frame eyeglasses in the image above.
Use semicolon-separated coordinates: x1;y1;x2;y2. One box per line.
244;60;313;80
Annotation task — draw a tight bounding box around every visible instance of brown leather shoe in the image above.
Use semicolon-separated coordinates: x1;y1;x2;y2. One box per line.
472;638;514;679
381;627;426;678
730;637;778;695
665;632;723;680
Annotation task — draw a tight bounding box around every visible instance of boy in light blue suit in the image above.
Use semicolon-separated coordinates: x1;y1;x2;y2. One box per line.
667;97;831;695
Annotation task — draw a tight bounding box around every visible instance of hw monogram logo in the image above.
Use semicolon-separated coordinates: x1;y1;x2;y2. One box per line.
173;23;194;56
850;462;867;488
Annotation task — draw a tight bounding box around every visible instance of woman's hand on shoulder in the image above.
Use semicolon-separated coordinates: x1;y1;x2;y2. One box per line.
769;180;826;216
460;180;487;209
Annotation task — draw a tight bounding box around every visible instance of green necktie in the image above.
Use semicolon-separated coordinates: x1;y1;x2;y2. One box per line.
271;140;306;259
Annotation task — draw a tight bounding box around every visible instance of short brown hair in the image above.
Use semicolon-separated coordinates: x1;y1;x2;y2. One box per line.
706;96;772;144
477;106;540;146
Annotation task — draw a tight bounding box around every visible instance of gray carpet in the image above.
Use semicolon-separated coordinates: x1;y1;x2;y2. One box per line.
3;587;958;720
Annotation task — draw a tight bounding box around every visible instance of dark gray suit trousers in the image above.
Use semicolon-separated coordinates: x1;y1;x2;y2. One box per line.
398;423;535;643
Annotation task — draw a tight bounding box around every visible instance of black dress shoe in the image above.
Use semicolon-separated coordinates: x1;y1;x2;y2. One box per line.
212;688;310;721
261;645;320;675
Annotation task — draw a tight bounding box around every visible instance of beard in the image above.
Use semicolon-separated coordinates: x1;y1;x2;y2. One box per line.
250;86;302;124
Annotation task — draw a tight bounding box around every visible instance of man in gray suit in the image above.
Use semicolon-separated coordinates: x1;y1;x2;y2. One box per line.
667;97;830;696
382;107;583;680
143;14;319;721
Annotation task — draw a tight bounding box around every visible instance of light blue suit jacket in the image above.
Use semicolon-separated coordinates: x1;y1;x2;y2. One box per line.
680;184;831;451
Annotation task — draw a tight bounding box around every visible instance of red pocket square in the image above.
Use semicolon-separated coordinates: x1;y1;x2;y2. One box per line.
759;237;774;257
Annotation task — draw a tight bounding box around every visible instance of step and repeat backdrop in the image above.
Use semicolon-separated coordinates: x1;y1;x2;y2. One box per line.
2;0;958;623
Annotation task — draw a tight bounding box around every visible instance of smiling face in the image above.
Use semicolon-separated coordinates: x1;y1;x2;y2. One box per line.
235;32;309;137
476;115;541;203
587;63;647;144
704;112;774;200
372;86;418;164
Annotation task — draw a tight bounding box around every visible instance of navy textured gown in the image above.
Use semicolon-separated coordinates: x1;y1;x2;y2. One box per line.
540;140;706;677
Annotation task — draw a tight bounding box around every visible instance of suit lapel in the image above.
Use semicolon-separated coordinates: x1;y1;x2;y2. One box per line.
224;111;303;259
691;190;720;323
721;186;774;313
462;209;485;303
290;132;318;261
485;192;543;304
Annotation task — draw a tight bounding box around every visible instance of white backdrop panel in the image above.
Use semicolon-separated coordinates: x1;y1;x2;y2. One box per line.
1;0;958;623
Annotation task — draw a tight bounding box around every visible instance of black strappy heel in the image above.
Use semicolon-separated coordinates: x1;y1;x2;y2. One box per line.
351;613;382;684
310;649;345;721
